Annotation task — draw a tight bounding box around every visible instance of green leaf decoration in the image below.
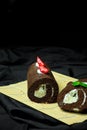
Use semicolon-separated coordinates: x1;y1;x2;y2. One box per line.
72;81;87;88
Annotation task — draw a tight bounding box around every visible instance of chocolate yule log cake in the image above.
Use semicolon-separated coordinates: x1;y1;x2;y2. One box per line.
27;56;59;103
57;78;87;112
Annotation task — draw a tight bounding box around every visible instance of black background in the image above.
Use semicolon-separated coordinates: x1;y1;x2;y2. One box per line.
3;1;86;48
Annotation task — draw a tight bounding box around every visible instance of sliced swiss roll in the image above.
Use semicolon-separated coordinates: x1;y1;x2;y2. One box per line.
27;56;59;103
57;78;87;112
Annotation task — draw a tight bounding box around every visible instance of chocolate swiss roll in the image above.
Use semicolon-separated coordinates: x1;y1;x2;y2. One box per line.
27;57;59;103
57;78;87;112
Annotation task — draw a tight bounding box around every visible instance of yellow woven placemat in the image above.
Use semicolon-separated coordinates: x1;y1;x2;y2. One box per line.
0;71;87;125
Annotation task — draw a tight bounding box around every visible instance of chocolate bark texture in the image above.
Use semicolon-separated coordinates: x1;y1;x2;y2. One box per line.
27;62;59;103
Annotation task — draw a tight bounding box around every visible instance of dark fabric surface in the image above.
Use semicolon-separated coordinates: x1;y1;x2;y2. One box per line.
0;46;87;130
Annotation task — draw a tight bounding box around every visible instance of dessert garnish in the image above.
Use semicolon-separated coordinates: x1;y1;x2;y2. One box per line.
72;81;87;88
37;56;49;73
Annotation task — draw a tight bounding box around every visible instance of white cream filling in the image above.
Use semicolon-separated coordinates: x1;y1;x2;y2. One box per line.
35;62;43;74
63;88;87;106
80;89;87;106
63;89;78;104
34;84;46;98
51;87;54;97
36;62;39;67
73;108;80;111
73;89;87;111
37;69;43;74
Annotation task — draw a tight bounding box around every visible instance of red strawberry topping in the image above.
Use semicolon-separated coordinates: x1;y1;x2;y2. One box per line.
37;56;49;73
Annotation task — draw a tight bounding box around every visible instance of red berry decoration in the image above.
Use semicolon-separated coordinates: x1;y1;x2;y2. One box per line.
37;56;45;66
39;65;49;73
37;56;49;73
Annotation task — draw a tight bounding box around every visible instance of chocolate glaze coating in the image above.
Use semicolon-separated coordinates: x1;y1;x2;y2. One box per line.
57;78;87;112
27;62;59;103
